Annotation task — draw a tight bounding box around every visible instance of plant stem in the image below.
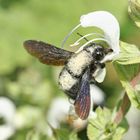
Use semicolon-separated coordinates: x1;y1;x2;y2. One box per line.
114;93;130;124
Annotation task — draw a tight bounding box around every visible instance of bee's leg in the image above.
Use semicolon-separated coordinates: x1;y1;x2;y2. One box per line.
94;61;105;69
98;63;105;69
90;80;96;84
89;64;97;83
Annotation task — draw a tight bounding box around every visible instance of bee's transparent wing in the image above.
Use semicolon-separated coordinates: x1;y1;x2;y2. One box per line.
74;68;91;120
24;40;74;66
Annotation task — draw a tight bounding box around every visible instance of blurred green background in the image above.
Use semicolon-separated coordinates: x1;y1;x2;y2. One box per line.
0;0;140;140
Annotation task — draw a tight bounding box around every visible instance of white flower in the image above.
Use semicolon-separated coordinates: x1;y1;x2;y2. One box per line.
0;97;16;140
62;11;120;61
80;11;120;53
46;85;105;137
89;84;105;118
46;98;71;137
90;84;105;106
80;11;120;62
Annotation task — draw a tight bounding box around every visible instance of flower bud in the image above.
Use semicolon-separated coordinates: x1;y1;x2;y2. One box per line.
128;0;140;27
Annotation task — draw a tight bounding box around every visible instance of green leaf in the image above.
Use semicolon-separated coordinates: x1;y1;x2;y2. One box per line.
111;118;129;140
54;129;78;140
114;62;140;109
114;42;140;108
115;42;140;65
128;0;140;27
87;107;128;140
55;128;70;140
69;132;79;140
0;116;6;125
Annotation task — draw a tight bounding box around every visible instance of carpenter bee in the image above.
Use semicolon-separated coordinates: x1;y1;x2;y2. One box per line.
23;40;112;120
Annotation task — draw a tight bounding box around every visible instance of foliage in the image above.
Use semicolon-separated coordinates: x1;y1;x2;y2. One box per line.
114;42;140;108
87;107;128;140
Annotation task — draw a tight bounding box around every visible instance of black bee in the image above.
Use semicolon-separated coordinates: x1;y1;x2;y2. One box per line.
23;40;112;119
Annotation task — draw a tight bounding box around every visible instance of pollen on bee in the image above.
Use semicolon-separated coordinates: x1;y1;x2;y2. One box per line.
59;69;77;90
67;51;92;76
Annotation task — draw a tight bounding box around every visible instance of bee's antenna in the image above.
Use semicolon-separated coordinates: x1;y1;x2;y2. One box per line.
77;32;89;42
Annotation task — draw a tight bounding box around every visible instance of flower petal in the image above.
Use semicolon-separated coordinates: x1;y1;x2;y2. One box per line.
0;97;16;140
80;11;120;55
0;97;16;124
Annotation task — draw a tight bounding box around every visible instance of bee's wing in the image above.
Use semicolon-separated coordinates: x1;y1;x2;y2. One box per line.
74;68;91;120
23;40;74;66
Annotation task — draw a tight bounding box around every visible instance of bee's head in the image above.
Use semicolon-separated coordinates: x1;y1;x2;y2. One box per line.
92;45;113;61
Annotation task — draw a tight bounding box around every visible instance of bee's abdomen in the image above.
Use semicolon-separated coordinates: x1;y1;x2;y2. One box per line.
59;49;93;99
59;67;80;99
59;68;78;91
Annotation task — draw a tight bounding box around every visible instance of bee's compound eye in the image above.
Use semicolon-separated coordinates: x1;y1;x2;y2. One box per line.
93;46;105;61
